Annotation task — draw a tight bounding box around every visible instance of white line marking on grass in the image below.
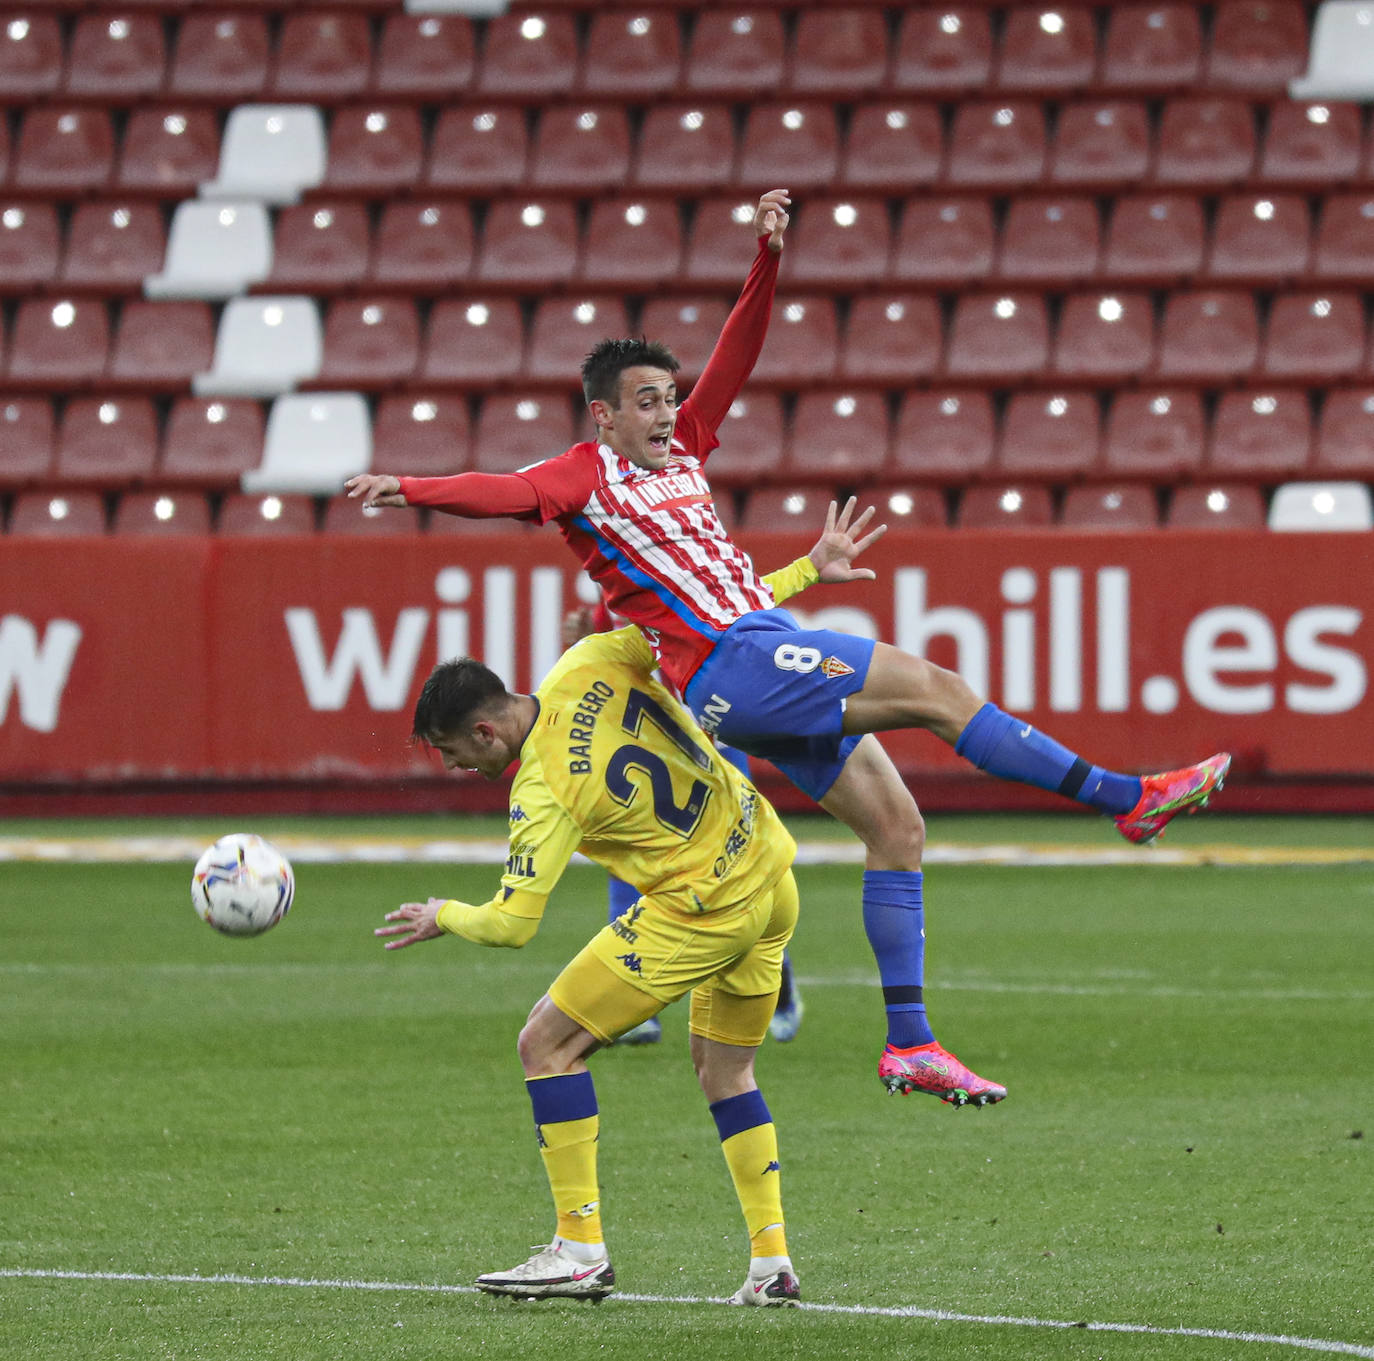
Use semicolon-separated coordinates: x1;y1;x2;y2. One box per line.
3;1268;1372;1358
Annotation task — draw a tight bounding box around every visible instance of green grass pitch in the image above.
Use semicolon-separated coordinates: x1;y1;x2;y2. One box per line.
1;817;1370;1360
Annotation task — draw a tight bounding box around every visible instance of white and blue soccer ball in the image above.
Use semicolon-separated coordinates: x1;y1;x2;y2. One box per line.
192;833;295;938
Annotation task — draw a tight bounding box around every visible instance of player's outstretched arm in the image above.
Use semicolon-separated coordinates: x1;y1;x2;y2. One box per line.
808;497;887;583
345;473;407;508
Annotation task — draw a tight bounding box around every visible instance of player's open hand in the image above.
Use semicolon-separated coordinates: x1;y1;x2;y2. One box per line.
344;473;407;508
375;898;447;949
808;497;888;584
754;189;791;252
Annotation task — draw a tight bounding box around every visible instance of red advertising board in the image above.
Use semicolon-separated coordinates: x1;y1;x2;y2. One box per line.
2;530;1371;793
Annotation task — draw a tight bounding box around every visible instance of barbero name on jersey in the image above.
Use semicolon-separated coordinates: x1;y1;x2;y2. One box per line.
568;679;616;774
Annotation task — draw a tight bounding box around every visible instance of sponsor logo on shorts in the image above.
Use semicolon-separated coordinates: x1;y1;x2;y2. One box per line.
821;655;855;679
616;952;644;975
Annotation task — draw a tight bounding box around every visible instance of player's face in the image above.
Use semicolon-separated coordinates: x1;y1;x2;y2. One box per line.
431;726;511;780
600;367;678;470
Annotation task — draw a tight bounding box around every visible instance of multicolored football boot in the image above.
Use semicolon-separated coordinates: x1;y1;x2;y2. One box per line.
729;1265;801;1307
878;1042;1007;1108
475;1242;615;1302
1114;752;1232;845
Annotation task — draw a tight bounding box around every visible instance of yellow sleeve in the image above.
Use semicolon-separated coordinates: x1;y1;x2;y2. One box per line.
436;889;546;947
762;555;820;605
573;624;656;675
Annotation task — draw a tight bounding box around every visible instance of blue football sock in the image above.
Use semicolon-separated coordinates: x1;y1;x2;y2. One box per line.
862;869;935;1049
607;875;639;924
955;702;1142;815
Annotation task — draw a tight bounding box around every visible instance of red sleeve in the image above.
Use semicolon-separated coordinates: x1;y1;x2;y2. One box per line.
398;447;600;524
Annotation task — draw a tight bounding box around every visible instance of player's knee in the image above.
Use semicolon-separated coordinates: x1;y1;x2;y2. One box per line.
515;1021;551;1076
869;800;926;866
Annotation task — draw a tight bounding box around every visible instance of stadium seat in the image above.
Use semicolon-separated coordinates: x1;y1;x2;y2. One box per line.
1313;388;1374;477
374;13;476;101
0;12;62;101
324;106;425;196
145;200;272;300
160;397;265;488
1102;389;1206;479
1099;3;1203;92
1205;193;1312;283
1101;192;1206;284
200;105;326;205
785;390;892;483
64;13;167;102
945;292;1050;381
313;298;421;391
996;196;1101;284
737;102;841;190
1165;482;1265;528
372;200;473;292
112;490;213;535
60;201;166;294
426;106;530;194
579;198;683;290
194;297;322;399
1312;194;1374;284
683;196;768;289
1292;0;1374;99
867;483;949;529
474;199;579;291
0;398;55;487
1258;101;1363;188
115;106;220;197
419;298;524;389
946;100;1047;189
1047;99;1151;188
525;296;633;386
53;397;158;487
1208;389;1313;479
995;5;1098;91
108;299;215;391
633;104;738;194
1155;290;1260;382
956;483;1054;528
840;102;944;193
750;296;839;386
700;393;785;485
5;298;110;391
371;394;472;478
639;296;730;385
738;486;836;532
890;6;992;96
7;490;107;536
242;393;372;494
682;10;785;99
1261;292;1367;382
789;8;888;96
12;107;115;194
1154;97;1256;185
167;13;270;103
266;201;370;294
475;12;578;101
580;11;682;98
270;11;371;100
996;391;1102;480
787;197;891;289
320;495;424;536
891;197;995;286
216;492;316;535
528;105;633;194
890;391;996;482
1059;483;1159;530
0;202;59;293
1204;0;1309;91
470;393;577;474
1269;479;1374;530
838;294;942;386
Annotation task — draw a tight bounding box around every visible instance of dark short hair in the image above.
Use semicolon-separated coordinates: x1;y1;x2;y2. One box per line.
581;337;679;406
411;658;509;746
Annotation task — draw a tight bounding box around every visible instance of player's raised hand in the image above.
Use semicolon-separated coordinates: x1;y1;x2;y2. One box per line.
375;898;447;949
754;189;791;252
344;473;407;508
808;497;888;584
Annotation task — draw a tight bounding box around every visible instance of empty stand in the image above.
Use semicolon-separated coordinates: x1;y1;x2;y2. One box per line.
838;294;942;386
737;102;841;190
12;107;115;194
324;106;425;196
890;391;996;482
60;201;166;293
683;196;769;289
840;102;944;192
528;105;633;194
750;296;839;386
997;196;1101;284
1259;101;1364;188
7;490;107;536
868;484;949;530
891;6;992;96
1101;192;1206;284
314;298;421;390
216;492;316;535
1060;484;1160;529
64;13;166;102
371;394;472;478
374;13;476;101
0;398;55;486
525;296;633;385
700;394;785;485
160;397;265;487
639;296;731;383
785;390;892;482
243;393;372;494
957;483;1055;528
789;8;888;96
145;200;272;300
475;199;579;291
1261;292;1367;382
1166;482;1266;528
997;391;1102;479
475;12;578;101
946;100;1047;189
1154;97;1256;184
945;292;1050;380
426;106;530;193
739;486;835;532
633;104;738;194
579;198;683;290
0;203;59;293
1102;389;1206;479
996;5;1098;92
194;296;322;398
116;106;220;197
167;12;270;103
1048;99;1152;188
1155;290;1260;382
1205;193;1312;283
470;394;577;474
0;13;63;102
682;10;785;99
267;201;370;293
53;396;158;486
5;299;109;390
321;496;424;535
1312;194;1374;284
787;197;891;289
200;105;326;205
1313;388;1374;477
108;299;215;390
1205;0;1309;91
1269;479;1374;530
1208;390;1313;479
892;197;995;286
372;200;473;291
419;298;524;389
580;11;682;99
1099;2;1203;92
112;490;213;535
270;11;371;101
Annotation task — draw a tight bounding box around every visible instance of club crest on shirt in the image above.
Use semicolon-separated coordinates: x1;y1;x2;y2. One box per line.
821;655;855;679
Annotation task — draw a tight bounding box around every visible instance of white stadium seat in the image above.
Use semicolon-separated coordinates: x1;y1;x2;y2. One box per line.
1268;480;1374;530
242;393;373;494
1290;2;1374;99
194;296;322;398
144;200;272;300
200;105;326;205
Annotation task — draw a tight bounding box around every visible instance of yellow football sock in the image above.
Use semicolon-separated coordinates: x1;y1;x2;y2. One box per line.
538;1113;604;1245
718;1113;787;1259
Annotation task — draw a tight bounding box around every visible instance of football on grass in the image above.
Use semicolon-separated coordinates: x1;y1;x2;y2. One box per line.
192;833;295;937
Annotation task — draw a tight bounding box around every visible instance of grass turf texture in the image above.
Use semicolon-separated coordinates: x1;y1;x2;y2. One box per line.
2;850;1370;1360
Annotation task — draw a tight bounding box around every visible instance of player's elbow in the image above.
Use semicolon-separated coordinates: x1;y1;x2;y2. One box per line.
497;913;540;948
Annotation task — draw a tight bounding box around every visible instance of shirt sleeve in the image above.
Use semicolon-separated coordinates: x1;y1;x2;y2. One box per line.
509;447;603;524
761;555;820;606
397;471;543;520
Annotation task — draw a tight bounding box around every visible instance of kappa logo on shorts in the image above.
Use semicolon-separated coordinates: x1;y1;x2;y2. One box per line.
616;952;644;975
821;655;855;679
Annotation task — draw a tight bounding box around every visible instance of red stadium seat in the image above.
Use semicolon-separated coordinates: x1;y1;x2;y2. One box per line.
324;106;425;196
1052;291;1156;382
1154;97;1256;186
996;196;1101;285
739;486;837;532
682;10;784;99
0;12;62;102
957;483;1054;528
12;107;115;194
115;106;220;197
891;391;996;482
1047;99;1151;188
1165;482;1266;529
891;6;992;96
1312;194;1374;285
112;490;213;535
167;12;270;103
266;200;370;294
419;297;524;389
54;396;158;486
525;296;633;386
425;106;530;195
639;296;730;385
892;197;995;286
1259;101;1363;188
789;8;888;97
868;483;949;529
839;294;942;387
683;195;767;289
160;397;265;488
946;100;1047;189
579;198;684;291
785;390;892;483
320;495;423;536
1204;0;1309;92
474;199;579;291
1101;192;1206;284
997;391;1102;480
7;490;107;536
1102;389;1206;479
528;105;633;194
700;393;785;485
372;395;472;479
1060;484;1159;530
475;12;578;102
314;298;421;390
372;200;473;292
374;13;476;101
1155;290;1259;382
217;492;316;535
580;11;682;99
64;13;167;102
1207;389;1313;479
0;202;59;293
1205;192;1312;284
945;292;1050;381
787;197;892;290
1099;3;1203;92
750;296;839;386
840;102;944;193
0;397;55;486
633;104;737;195
737;102;840;191
270;11;371;100
6;298;110;390
1261;292;1367;382
107;299;215;390
995;5;1098;92
471;393;578;474
59;201;166;293
1314;389;1374;478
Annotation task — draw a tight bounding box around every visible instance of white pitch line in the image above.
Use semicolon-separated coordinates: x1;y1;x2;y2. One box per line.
3;1267;1371;1358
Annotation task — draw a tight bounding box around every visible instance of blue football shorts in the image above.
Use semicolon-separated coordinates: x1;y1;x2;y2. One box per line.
683;608;874;801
